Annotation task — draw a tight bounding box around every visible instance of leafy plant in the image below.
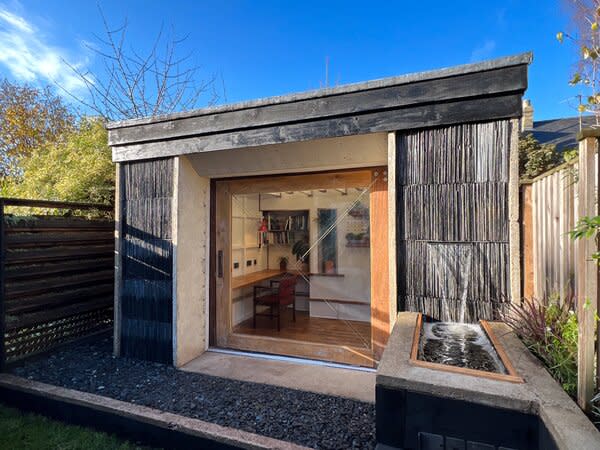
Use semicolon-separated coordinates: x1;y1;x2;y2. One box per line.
557;1;600;122
563;147;579;164
1;117;114;205
503;295;578;397
292;239;310;263
519;134;562;179
570;215;600;263
592;391;600;423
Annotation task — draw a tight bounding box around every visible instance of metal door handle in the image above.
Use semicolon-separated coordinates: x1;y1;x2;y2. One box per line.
217;250;223;278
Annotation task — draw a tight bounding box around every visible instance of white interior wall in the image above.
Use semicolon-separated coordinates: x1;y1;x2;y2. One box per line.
260;190;371;322
231;193;271;325
173;156;210;367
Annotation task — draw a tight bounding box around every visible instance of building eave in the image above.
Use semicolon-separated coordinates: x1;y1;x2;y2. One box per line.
109;52;532;162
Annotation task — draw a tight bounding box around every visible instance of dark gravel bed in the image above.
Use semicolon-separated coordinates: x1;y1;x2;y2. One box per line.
11;336;375;449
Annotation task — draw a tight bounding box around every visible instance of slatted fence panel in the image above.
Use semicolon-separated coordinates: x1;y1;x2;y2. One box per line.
0;200;114;367
527;162;580;300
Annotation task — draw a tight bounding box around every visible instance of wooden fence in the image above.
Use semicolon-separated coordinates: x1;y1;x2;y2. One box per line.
521;152;598;301
521;162;580;300
0;198;114;369
521;135;599;411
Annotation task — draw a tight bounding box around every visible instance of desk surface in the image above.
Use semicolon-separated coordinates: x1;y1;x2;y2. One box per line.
231;269;341;290
232;269;284;290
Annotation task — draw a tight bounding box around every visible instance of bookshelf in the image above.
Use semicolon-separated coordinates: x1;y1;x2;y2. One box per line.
262;210;309;246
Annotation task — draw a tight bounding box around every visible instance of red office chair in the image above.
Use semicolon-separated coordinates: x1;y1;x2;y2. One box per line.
253;276;297;331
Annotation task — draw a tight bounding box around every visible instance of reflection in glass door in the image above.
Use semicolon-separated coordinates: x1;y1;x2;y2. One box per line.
213;168;388;367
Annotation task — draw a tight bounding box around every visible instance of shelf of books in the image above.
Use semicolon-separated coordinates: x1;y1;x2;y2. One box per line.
263;210;309;245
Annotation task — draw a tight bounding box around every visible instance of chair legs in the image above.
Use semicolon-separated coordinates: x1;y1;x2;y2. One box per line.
277;303;281;332
254;299;296;331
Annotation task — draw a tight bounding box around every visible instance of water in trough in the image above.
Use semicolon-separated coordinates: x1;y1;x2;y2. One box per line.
418;321;507;373
419;243;506;374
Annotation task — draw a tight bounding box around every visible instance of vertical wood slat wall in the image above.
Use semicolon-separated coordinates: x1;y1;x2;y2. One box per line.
120;158;174;364
526;163;579;301
396;120;512;322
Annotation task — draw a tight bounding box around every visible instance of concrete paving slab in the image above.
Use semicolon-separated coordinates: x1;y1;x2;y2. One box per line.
181;350;375;403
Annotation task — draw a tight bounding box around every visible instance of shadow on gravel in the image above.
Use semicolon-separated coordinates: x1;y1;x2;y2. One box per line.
10;336;375;450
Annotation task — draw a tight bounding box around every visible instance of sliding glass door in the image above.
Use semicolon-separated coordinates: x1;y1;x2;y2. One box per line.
212;168;389;367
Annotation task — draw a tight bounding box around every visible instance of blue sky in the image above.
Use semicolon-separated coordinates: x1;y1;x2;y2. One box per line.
0;0;583;120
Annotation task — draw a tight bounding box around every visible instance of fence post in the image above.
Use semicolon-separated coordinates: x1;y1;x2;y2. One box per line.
0;200;5;372
576;135;598;412
520;183;534;299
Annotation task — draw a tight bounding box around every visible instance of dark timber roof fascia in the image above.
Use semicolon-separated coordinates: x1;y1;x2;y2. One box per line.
109;52;532;162
108;53;532;130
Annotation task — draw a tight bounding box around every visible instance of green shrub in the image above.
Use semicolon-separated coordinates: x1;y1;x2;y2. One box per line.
519;134;562;179
503;295;578;397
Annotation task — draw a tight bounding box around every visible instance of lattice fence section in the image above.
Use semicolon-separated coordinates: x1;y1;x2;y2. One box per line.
0;199;114;367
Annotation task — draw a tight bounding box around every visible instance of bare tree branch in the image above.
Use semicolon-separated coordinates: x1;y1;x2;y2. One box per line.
59;6;221;121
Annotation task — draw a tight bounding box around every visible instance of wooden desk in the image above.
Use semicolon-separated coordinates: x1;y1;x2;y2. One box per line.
231;269;342;290
232;269;284;290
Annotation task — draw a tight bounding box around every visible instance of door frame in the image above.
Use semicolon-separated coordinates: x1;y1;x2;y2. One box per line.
209;167;389;367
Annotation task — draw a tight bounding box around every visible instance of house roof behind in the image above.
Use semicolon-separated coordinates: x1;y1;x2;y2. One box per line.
529;116;596;151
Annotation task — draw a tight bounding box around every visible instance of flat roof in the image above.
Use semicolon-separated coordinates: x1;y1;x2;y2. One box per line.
107;52;532;131
108;52;532;162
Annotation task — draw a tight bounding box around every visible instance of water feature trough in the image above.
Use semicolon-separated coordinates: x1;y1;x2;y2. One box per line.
411;314;523;384
376;312;600;450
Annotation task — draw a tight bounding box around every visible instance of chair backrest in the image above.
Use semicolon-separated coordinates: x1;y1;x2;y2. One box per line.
277;276;297;305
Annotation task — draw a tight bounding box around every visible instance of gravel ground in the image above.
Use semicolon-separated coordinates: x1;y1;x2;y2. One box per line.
11;336;375;449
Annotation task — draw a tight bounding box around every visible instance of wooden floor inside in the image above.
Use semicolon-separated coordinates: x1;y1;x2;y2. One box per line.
233;310;371;349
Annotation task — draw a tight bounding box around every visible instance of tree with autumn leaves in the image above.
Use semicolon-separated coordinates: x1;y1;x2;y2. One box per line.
0;11;217;205
0;79;112;204
0;80;73;177
557;0;600;122
0;79;114;204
